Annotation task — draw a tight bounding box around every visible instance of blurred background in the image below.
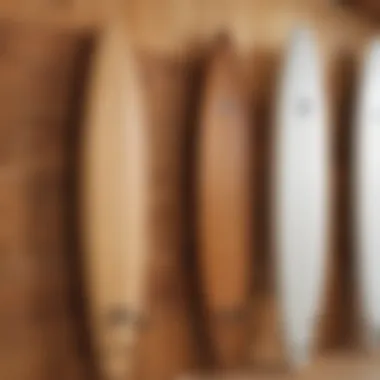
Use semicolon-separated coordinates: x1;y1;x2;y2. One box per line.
1;0;380;379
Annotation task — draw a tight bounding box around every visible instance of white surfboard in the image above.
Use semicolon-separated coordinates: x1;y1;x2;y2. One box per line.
81;24;150;379
354;39;380;350
273;28;330;368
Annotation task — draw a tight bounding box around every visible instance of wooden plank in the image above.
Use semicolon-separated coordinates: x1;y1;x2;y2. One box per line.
133;52;201;380
0;21;91;380
347;0;380;22
180;353;380;380
124;0;373;53
0;0;117;29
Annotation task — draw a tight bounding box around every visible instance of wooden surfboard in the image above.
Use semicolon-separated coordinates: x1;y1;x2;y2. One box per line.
81;24;150;380
354;39;380;350
197;35;252;369
273;28;330;368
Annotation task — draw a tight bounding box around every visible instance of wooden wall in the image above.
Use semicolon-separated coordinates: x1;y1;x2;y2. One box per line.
349;0;380;22
0;1;378;379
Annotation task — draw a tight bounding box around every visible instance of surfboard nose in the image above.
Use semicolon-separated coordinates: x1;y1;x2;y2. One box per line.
289;27;314;49
282;28;320;91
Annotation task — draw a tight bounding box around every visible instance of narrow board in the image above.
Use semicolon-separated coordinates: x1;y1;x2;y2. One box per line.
354;39;380;350
81;24;150;379
197;36;253;369
273;28;330;368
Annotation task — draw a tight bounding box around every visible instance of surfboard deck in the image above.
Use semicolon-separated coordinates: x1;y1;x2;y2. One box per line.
81;24;149;380
273;28;330;369
197;35;252;369
354;39;380;350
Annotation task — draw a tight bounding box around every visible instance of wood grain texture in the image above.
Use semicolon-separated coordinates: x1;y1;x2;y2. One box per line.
81;23;150;380
124;0;373;53
133;52;202;380
180;352;380;380
0;21;90;380
348;0;380;23
0;0;118;29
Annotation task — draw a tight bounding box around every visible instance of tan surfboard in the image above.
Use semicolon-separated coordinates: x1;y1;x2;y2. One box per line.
197;35;252;369
81;23;150;380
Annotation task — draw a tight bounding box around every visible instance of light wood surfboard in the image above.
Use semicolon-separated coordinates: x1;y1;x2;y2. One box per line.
81;24;150;380
197;35;252;369
354;39;380;350
273;28;330;368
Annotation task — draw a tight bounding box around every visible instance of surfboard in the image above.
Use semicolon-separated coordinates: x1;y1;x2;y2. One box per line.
197;35;252;369
354;39;380;350
273;28;330;368
81;24;150;380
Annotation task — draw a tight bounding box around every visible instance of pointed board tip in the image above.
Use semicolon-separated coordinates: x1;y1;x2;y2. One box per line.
96;21;130;55
203;31;240;83
281;24;322;86
214;31;232;47
365;38;380;62
211;31;236;57
359;37;380;100
288;347;310;371
363;325;380;352
283;26;320;71
89;19;137;87
288;26;316;51
369;37;380;50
